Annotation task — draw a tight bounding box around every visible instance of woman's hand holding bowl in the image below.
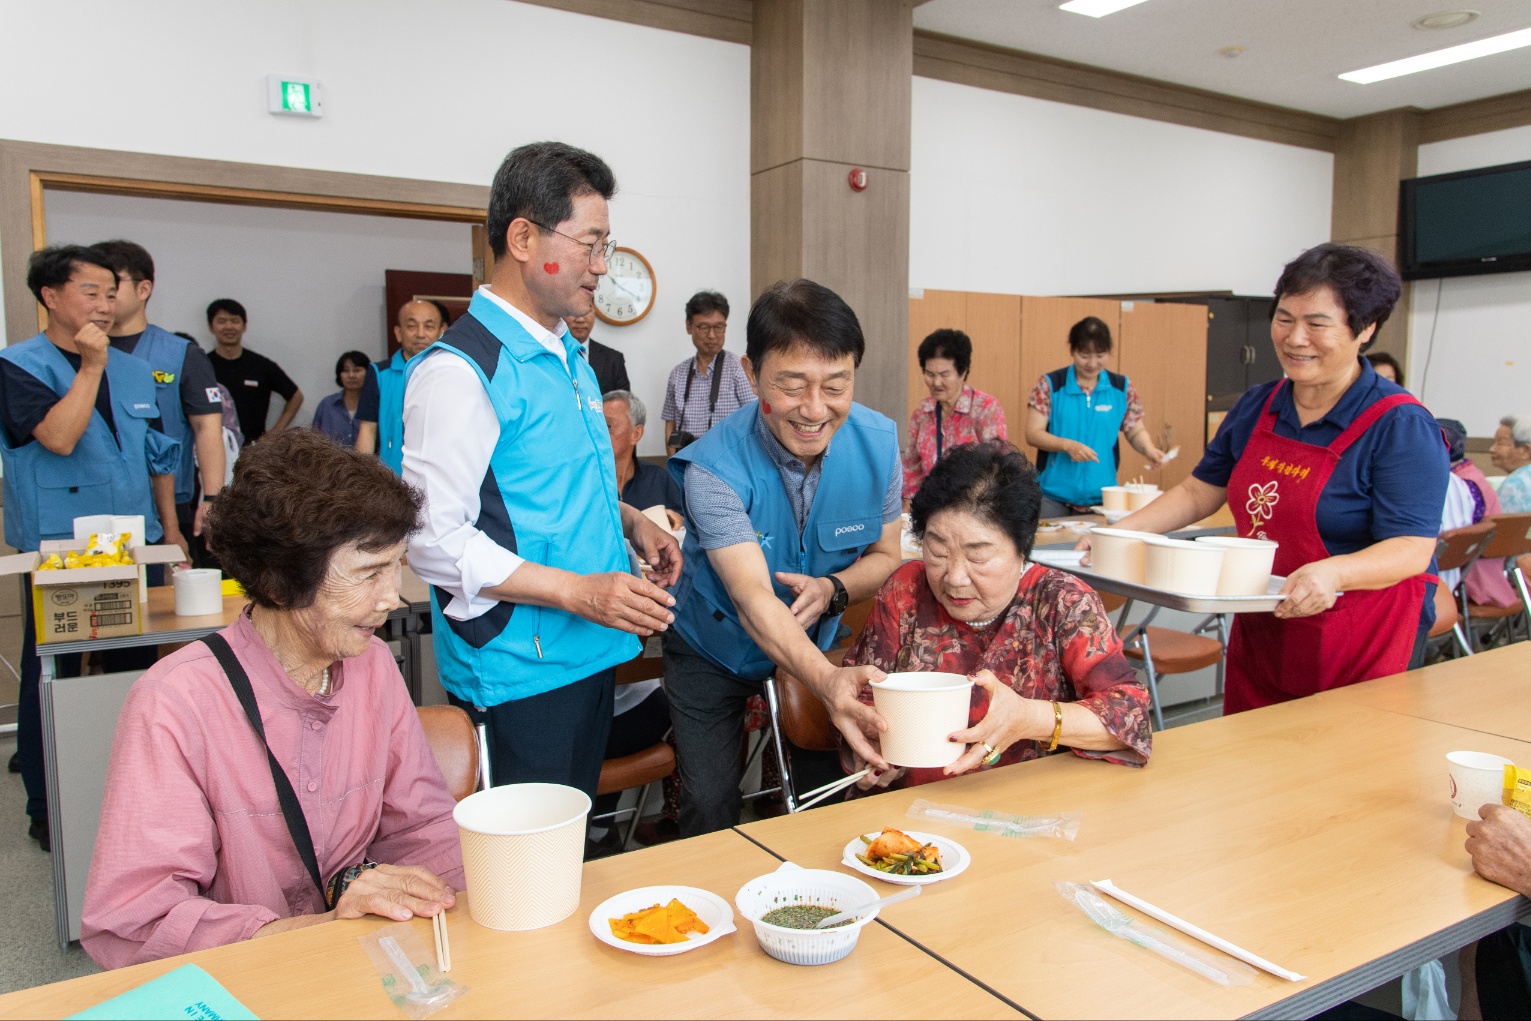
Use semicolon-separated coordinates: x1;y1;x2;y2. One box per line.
943;669;1050;776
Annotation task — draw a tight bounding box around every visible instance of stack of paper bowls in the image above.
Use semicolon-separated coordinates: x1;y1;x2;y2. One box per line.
1193;536;1279;596
1142;536;1225;595
1089;528;1159;584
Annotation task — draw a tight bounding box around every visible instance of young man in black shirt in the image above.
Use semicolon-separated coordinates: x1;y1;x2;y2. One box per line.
205;299;303;443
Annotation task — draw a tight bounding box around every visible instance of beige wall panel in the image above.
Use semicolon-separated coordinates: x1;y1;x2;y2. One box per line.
963;292;1023;442
1117;302;1207;491
749;160;805;300
751;0;805;174
801;0;913;171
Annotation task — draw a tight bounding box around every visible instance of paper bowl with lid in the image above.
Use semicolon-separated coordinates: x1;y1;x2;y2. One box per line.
735;862;881;965
1194;536;1278;595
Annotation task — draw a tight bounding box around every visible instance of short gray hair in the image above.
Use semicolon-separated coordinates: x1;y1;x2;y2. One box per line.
1501;415;1531;447
603;389;645;428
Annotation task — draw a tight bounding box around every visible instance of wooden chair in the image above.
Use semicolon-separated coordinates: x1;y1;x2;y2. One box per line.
593;648;675;847
416;705;480;802
759;649;845;814
1099;591;1225;731
1465;512;1531;647
1434;521;1496;656
1428;575;1469;657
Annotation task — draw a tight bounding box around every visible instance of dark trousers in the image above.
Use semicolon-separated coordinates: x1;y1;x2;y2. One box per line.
593;687;670;819
175;500;218;570
663;631;841;838
449;669;614;803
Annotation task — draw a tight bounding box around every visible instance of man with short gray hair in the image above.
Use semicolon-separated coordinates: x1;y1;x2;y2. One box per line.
603;389;681;528
1492;414;1531;512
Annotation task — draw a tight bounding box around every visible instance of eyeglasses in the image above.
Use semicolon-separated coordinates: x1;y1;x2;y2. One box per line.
691;323;727;336
533;223;616;264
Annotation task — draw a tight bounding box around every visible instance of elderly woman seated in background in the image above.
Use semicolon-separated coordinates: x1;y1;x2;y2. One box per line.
1492;414;1531;514
81;430;462;970
846;442;1151;793
1439;418;1519;607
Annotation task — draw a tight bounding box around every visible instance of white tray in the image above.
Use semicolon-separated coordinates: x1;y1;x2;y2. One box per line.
1030;549;1291;613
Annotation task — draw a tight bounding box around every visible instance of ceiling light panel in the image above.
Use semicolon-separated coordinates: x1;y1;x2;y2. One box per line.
1340;25;1531;83
1059;0;1153;18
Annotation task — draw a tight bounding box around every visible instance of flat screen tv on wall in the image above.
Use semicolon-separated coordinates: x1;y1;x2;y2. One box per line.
1399;159;1531;280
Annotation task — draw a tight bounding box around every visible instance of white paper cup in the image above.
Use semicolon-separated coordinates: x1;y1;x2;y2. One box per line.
1447;751;1513;820
869;672;973;768
1194;536;1278;596
1101;486;1128;511
1088;528;1157;583
1143;536;1225;595
1126;487;1161;511
172;568;223;616
453;783;591;930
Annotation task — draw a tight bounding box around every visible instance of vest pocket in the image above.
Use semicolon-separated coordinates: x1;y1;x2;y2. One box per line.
35;461;113;536
816;516;880;553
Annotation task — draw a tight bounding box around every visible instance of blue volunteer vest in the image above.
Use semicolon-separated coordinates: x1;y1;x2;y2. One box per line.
404;292;638;705
374;350;408;476
0;335;178;552
1036;365;1129;507
130;324;199;504
668;403;897;680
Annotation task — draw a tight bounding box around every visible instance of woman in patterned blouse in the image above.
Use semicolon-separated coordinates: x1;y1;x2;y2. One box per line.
902;330;1008;501
847;442;1151;793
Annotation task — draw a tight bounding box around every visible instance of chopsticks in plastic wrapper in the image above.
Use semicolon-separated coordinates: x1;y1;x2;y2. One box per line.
1056;883;1257;987
359;922;468;1019
907;798;1081;840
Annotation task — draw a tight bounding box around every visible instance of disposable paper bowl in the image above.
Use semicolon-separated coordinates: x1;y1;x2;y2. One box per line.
1143;536;1225;595
1100;486;1128;511
1447;751;1514;820
869;672;972;768
453;783;591;931
1126;487;1161;511
1194;536;1278;596
735;863;880;966
1088;528;1158;584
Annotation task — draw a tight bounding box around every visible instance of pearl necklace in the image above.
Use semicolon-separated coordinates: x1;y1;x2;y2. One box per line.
317;666;331;697
966;610;1006;628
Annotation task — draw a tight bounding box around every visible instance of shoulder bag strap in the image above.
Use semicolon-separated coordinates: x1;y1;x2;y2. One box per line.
679;360;697;435
934;401;944;462
705;351;726;430
202;633;328;906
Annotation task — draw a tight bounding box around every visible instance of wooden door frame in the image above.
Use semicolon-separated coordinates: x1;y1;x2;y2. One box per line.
1;139;488;344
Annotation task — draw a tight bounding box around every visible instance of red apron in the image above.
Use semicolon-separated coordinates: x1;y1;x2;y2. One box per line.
1224;384;1434;714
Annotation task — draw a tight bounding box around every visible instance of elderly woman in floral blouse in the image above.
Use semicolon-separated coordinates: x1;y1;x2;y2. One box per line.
902;329;1008;502
848;441;1151;791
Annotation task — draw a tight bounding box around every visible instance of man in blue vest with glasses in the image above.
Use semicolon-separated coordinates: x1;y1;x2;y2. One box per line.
404;142;681;802
94;240;226;564
665;279;905;836
1;246;181;850
358;298;447;474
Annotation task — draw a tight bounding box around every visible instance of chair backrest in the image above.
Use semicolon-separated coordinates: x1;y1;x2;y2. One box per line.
615;647;665;685
839;598;875;649
417;705;479;802
1482;512;1531;559
775;646;847;753
1428;578;1460;638
1436;520;1497;572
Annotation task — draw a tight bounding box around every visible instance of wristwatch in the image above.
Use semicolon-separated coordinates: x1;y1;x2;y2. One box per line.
825;574;849;617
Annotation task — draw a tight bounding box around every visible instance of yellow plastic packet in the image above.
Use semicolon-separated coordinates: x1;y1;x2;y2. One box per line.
1502;765;1531;817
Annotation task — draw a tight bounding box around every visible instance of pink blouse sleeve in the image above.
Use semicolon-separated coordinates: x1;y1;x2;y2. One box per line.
80;679;280;970
980;394;1008;443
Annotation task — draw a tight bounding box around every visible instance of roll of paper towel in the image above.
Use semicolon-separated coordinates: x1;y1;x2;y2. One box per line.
173;569;224;617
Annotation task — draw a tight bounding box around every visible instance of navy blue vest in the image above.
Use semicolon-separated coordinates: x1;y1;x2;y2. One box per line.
1035;366;1129;507
668;403;896;679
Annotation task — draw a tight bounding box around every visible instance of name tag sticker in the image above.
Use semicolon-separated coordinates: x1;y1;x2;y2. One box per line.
206;388;223;403
587;397;602;412
1095;404;1114;412
243;379;260;387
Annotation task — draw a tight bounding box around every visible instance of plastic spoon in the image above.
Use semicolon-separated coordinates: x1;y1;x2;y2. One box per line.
815;885;922;928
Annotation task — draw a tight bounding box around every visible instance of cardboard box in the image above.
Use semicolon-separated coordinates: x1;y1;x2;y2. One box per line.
0;542;185;644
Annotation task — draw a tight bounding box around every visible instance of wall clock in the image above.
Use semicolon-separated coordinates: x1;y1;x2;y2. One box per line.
594;246;656;326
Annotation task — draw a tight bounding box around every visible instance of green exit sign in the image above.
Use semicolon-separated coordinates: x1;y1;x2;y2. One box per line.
266;75;323;118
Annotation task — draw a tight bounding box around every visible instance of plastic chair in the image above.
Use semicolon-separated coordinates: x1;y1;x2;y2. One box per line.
1466;512;1531;647
1099;592;1225;731
592;648;675;847
416;705;480;802
1434;521;1496;655
1428;575;1470;657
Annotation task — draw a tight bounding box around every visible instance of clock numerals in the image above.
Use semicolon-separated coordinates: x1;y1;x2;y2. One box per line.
594;247;654;326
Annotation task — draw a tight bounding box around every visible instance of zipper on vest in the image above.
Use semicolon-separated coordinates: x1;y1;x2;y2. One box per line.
533;634;543;659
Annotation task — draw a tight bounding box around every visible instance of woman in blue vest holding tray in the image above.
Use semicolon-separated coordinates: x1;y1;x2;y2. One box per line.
1024;316;1169;517
665;279;904;836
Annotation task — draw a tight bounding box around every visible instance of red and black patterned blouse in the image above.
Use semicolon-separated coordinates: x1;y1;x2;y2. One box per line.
844;560;1152;788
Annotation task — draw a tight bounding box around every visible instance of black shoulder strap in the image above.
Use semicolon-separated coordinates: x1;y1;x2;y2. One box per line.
202;633;328;906
934;401;944;462
706;351;726;429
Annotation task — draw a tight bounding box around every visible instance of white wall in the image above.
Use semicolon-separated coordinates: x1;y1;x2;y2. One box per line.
46;190;472;433
0;0;750;455
909;76;1334;297
1407;125;1531;436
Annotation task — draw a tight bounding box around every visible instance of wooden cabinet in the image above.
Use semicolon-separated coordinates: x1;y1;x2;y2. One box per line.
906;291;1208;492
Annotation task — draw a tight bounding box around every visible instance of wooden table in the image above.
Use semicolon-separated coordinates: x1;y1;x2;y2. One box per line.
738;695;1531;1020
1318;644;1531;743
0;830;1024;1020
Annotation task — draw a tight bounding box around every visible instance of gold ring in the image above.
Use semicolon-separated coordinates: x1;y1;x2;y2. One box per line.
982;743;1001;765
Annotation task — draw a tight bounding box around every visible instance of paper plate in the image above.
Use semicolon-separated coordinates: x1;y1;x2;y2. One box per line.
841;831;971;886
1089;506;1132;524
589;885;736;956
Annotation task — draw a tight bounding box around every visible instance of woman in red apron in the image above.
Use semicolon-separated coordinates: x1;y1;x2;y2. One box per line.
1083;243;1450;712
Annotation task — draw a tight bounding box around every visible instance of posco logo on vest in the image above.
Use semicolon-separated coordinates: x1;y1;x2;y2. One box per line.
834;523;866;537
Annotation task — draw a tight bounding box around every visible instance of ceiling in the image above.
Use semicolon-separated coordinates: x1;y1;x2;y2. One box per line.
914;0;1531;119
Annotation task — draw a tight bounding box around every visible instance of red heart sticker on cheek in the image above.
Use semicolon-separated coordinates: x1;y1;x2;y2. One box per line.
762;402;772;414
543;262;560;275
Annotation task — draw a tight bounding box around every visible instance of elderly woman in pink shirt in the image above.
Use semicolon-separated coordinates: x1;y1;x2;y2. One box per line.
81;430;463;970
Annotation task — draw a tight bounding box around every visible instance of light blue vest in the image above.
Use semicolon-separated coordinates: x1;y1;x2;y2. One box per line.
0;335;179;552
405;292;638;705
374;350;408;476
128;325;198;504
668;403;897;680
1036;366;1129;507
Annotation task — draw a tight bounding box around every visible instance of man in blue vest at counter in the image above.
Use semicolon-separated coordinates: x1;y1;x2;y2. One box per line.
358;298;447;473
94;240;226;563
403;142;681;800
1;246;181;850
665;279;905;836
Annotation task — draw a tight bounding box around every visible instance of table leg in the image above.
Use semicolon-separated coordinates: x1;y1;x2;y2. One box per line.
38;652;72;949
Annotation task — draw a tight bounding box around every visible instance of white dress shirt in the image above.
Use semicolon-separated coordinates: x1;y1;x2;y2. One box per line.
403;287;573;621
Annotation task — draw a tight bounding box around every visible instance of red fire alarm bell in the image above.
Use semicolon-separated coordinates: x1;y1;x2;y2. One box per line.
848;168;869;192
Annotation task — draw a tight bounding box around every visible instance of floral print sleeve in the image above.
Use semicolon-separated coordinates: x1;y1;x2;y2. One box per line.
1041;572;1151;764
1028;375;1052;417
1122;380;1146;433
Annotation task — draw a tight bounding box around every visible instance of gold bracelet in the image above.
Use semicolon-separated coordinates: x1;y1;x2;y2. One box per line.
1046;701;1063;753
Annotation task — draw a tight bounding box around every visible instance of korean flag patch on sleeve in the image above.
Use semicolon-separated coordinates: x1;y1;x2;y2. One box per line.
206;387;224;403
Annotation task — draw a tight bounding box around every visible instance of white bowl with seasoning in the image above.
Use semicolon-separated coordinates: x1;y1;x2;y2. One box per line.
735;862;880;965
